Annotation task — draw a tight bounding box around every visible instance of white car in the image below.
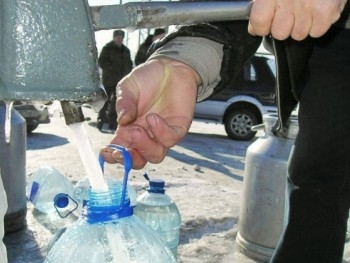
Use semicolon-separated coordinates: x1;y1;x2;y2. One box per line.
194;53;277;140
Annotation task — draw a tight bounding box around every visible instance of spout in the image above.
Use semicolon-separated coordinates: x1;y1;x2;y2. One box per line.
60;101;85;126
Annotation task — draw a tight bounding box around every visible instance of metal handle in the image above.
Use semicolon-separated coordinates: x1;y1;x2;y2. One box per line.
91;1;252;31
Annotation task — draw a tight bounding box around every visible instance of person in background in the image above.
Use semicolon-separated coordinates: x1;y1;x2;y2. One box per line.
97;29;133;131
134;28;166;66
101;0;350;262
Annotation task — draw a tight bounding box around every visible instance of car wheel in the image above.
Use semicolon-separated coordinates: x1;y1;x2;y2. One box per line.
224;109;259;140
27;124;39;133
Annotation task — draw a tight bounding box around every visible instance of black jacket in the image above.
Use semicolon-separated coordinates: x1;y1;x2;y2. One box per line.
149;21;314;137
98;41;133;90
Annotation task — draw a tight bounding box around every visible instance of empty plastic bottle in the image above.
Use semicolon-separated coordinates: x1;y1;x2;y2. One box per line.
26;166;78;217
134;173;182;258
0;171;8;263
45;145;176;263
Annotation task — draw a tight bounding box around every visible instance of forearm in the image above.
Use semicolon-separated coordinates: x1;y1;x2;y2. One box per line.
147;22;261;101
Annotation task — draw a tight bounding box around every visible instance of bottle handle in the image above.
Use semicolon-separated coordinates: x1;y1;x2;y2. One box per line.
98;144;132;209
54;193;79;218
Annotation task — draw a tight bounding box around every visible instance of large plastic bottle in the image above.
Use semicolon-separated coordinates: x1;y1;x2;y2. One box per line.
27;167;137;217
45;145;176;263
0;170;8;263
134;173;182;258
74;176;137;214
26;166;78;217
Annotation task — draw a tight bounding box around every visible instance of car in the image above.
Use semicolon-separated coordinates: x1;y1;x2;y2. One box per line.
194;53;277;140
13;101;51;133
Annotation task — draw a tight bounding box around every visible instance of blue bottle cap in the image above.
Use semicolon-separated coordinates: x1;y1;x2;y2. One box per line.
53;193;78;218
148;179;165;194
54;193;69;208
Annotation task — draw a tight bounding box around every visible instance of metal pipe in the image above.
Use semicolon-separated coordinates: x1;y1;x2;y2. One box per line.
60;101;85;125
90;1;252;31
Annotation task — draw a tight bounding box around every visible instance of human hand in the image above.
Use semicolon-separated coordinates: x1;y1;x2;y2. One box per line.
100;58;200;169
248;0;347;40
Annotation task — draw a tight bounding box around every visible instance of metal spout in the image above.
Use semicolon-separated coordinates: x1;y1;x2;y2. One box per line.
0;0;104;103
60;101;85;126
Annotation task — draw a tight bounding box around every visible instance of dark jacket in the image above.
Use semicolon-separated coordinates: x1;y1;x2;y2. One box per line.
98;41;133;90
149;1;350;136
135;35;154;66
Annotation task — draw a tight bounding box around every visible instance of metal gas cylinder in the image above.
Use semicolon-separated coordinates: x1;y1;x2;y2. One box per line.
236;113;299;262
0;104;27;233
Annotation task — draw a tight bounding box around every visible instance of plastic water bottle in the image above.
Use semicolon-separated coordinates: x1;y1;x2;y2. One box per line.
45;145;176;263
26;166;78;218
74;176;137;214
134;173;182;258
0;170;8;263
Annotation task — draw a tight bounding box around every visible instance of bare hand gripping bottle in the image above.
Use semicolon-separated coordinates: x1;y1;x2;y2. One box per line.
45;145;176;263
134;173;182;259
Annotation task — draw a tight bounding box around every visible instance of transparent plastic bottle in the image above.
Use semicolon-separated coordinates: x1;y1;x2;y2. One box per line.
26;166;79;235
26;166;77;215
45;178;176;263
74;176;137;214
0;170;8;263
134;174;182;258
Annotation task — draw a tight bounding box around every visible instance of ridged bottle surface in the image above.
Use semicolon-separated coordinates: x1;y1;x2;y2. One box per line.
45;179;176;263
134;179;181;258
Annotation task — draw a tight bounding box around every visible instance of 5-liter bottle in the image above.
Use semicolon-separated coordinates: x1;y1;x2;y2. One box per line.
27;167;137;217
27;166;77;215
74;176;137;214
26;166;79;233
134;174;182;258
45;178;176;263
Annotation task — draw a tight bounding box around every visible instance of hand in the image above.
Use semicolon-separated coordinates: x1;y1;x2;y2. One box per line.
248;0;347;40
100;58;200;169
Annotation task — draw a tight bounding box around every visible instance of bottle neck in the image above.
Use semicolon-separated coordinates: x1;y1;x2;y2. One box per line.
148;184;165;194
83;183;133;223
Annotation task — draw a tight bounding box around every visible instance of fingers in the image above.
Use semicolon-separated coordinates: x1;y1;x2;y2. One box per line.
248;0;276;37
100;123;169;169
146;113;190;148
249;0;345;40
127;124;169;164
100;145;148;170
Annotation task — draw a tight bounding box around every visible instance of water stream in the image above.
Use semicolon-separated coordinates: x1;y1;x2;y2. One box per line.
68;122;108;191
4;101;14;143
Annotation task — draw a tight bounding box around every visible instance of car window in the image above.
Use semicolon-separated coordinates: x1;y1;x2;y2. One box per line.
244;63;257;81
267;58;276;77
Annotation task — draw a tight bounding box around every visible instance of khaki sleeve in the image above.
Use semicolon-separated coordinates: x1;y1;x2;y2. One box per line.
148;37;224;101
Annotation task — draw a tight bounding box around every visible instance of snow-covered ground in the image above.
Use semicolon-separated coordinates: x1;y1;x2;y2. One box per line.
4;104;350;263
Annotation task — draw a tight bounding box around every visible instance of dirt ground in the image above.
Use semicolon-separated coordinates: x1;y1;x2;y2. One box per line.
3;103;350;263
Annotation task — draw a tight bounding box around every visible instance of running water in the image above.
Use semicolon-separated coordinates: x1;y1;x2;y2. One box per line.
4;101;14;143
68;122;108;191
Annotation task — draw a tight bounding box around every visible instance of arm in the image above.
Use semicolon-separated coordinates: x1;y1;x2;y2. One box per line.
101;58;200;169
101;22;261;169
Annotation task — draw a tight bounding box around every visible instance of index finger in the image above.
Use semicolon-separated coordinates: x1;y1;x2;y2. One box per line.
248;0;276;36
